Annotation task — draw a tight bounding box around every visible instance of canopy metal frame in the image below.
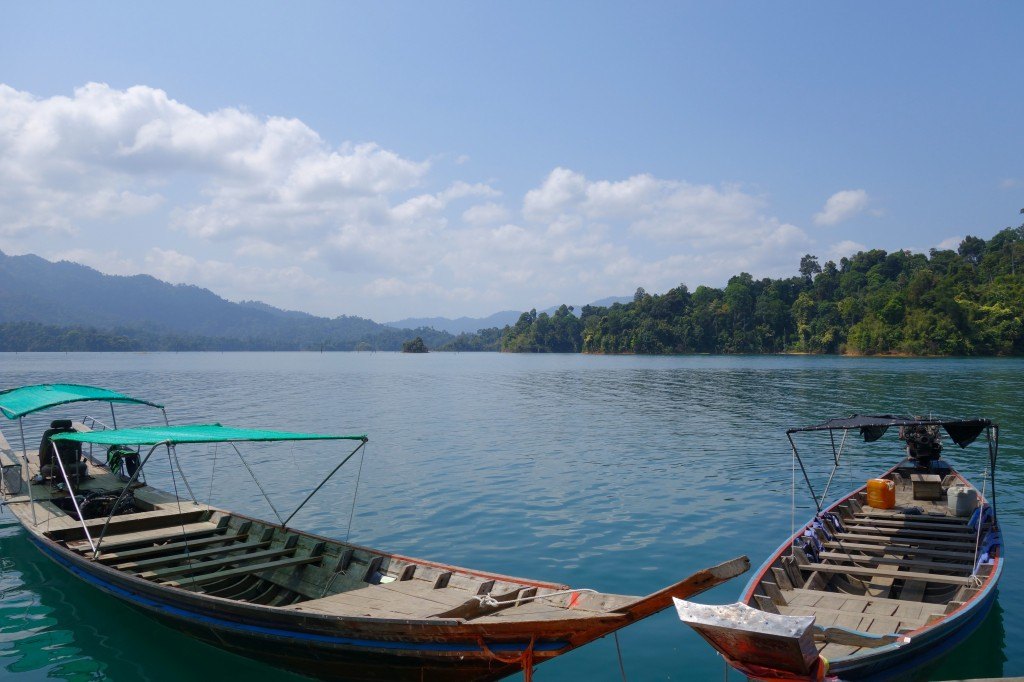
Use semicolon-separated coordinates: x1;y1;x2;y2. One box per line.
785;415;1000;517
7;403;169;528
87;434;368;559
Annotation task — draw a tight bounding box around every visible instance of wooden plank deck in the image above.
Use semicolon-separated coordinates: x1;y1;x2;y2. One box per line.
801;563;973;586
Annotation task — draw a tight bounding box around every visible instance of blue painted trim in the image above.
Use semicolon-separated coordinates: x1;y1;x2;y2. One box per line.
32;538;569;655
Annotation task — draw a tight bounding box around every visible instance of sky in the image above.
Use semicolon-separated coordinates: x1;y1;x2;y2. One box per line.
1;2;1022;321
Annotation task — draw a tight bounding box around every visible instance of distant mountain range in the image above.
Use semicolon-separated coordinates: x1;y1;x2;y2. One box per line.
0;251;451;351
385;296;632;334
0;250;633;350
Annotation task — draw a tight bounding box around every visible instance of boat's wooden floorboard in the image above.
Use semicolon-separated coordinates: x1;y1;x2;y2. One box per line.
802;562;972;586
288;583;471;618
821;541;976;560
100;532;247;563
116;539;269;572
166;554;323;589
816;551;972;574
833;532;976;550
785;588;945;618
69;521;222;553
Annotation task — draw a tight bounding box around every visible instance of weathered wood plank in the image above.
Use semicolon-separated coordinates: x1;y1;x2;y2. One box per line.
138;546;297;580
786;588;945;615
68;521;222;553
165;554;324;589
114;540;271;572
817;551;972;574
799;563;973;586
854;510;963;524
833;532;976;550
822;541;975;560
97;531;246;563
847;520;974;536
844;518;971;534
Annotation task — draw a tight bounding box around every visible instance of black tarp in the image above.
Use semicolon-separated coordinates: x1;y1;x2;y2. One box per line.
788;415;992;448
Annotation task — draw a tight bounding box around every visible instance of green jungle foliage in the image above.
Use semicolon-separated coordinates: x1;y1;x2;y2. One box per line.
436;327;504;351
499;221;1024;356
0;321;453;352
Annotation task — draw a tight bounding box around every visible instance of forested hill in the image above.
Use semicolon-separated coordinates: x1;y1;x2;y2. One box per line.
500;221;1024;356
0;251;452;351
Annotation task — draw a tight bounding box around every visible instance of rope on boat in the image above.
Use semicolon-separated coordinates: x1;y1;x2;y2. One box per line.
971;464;990;579
614;631;628;682
165;444;198;591
474;588;599;608
206;442;219;506
346;442;367;542
476;635;535;682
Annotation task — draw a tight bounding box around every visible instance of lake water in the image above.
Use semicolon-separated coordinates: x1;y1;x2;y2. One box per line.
0;352;1021;681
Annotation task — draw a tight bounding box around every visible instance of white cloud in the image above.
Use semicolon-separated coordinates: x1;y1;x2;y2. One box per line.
462;202;510;226
827;240;868;262
143;248;325;296
935;236;962;251
813;189;869;226
0;82;828;318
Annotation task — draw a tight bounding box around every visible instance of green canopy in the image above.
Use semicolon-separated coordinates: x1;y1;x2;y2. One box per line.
50;423;367;446
0;384;164;420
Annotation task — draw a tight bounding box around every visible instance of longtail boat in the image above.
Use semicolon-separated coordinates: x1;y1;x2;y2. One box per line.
0;384;748;681
674;415;1002;681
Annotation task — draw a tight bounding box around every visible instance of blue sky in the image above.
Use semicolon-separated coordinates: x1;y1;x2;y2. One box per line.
1;2;1021;320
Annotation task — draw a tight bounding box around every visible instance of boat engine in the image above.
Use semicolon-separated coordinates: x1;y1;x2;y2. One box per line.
900;423;943;468
51;488;139;521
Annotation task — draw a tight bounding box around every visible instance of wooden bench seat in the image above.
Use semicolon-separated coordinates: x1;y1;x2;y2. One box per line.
70;522;224;553
98;531;248;563
114;539;270;572
833;532;976;550
138;546;299;580
822;541;975;561
166;554;324;590
816;551;972;574
799;562;973;586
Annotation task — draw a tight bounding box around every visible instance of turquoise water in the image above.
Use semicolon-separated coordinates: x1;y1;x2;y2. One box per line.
0;352;1020;681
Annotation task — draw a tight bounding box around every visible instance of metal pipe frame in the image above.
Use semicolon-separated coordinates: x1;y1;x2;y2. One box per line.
169;444;199;506
283;438;367;529
51;440;95;555
18;418;36;525
91;440;166;559
230;442;284;526
820;428;849;504
787;431;821;514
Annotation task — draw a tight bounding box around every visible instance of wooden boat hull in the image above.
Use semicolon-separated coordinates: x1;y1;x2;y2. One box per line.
731;461;1002;681
25;521;746;681
0;387;750;680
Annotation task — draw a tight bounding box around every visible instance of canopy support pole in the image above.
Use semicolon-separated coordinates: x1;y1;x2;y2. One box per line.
282;438;367;529
92;441;166;559
109;403;118;430
988;426;998;519
230;442;284;526
787;432;821;514
168;444;199;506
18;418;36;525
52;441;96;555
820;428;849;505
